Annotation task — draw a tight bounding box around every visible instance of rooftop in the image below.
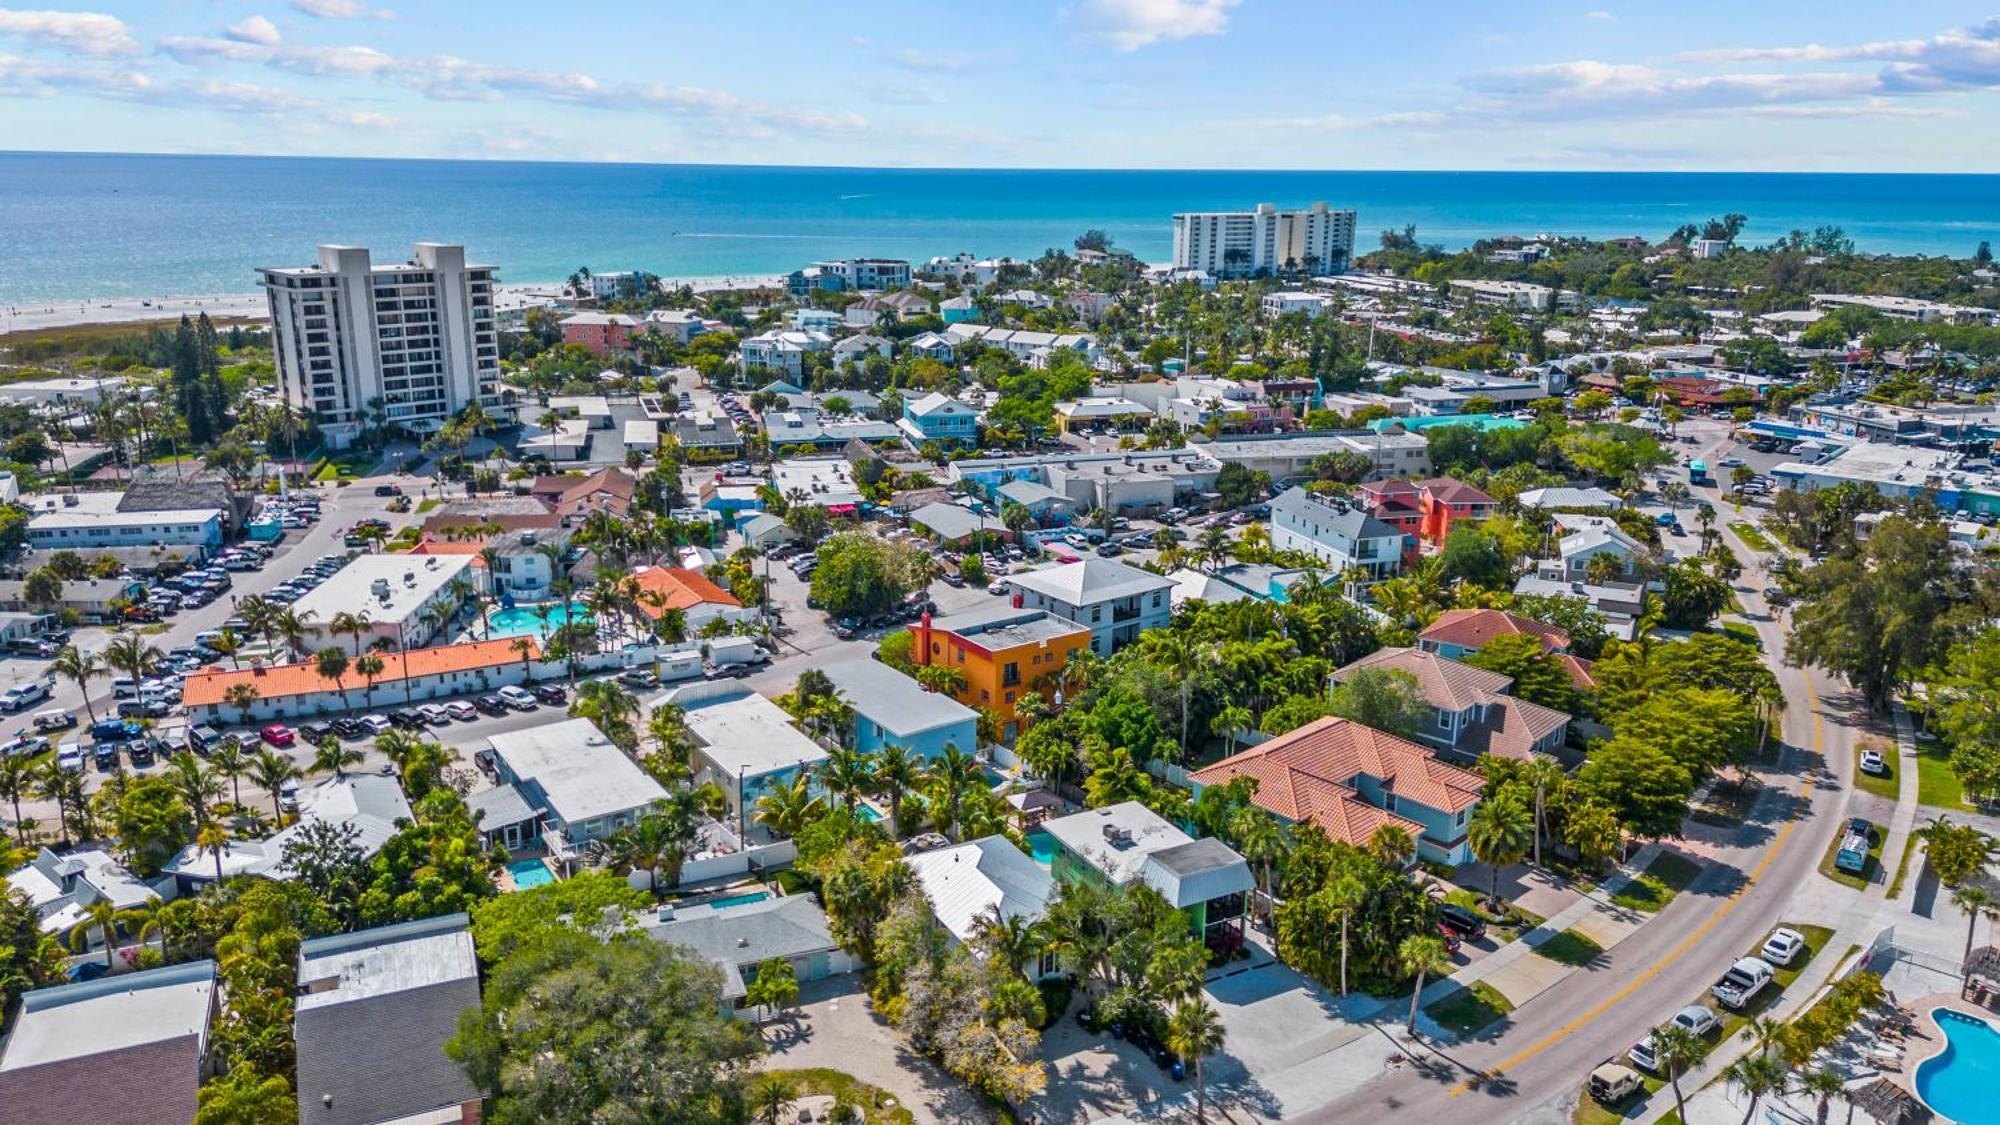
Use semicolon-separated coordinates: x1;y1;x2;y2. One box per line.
1008;557;1174;606
630;566;741;616
0;959;216;1072
909;501;991;542
821;657;977;738
645;894;839;995
1192;715;1485;817
922;604;1093;650
183;637;537;708
905;836;1056;945
165;774;413;880
664;683;829;780
294;553;472;627
1420;608;1570;654
1040;801;1194;886
488;718;669;826
24;490;219;529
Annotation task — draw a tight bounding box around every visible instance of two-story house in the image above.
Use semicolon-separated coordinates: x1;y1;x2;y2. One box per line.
1360;477;1499;550
909;606;1094;740
1040;802;1254;953
1191;715;1486;865
822;657;979;762
904;331;957;363
1006;558;1174;657
1416;607;1598;691
1268;487;1410;582
899;392;981;448
1554;520;1645;582
1329;647;1571;764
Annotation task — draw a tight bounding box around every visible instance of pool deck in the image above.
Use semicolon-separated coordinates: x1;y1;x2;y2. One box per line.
1905;990;2000;1079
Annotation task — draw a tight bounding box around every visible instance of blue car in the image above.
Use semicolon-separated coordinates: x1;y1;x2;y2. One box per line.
89;719;141;742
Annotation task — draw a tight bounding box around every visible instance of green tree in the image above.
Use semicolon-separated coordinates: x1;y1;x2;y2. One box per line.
1438;525;1511;590
1723;1053;1791;1125
1466;795;1533;908
446;933;763;1124
747;1074;800;1125
1576;736;1694;840
1651;1023;1703;1124
1398;933;1451;1035
1328;666;1431;741
744;956;800;1022
1167;999;1227;1122
1462;632;1576;713
192;1067;299;1125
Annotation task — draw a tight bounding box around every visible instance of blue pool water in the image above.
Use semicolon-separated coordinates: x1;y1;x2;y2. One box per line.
1916;1009;2000;1124
706;890;770;910
982;766;1009;788
1025;831;1059;868
857;805;883;823
507;859;555;890
488;602;592;640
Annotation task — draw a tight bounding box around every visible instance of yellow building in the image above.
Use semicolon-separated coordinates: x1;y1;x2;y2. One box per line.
911;605;1093;740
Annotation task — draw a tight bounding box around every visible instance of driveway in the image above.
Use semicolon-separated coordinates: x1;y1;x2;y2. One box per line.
755;977;988;1125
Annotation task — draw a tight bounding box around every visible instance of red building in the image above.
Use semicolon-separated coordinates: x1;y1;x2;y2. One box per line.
558;311;641;357
1359;476;1497;555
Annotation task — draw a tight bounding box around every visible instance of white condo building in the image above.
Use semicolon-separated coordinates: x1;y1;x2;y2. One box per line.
1171;202;1356;278
259;243;508;450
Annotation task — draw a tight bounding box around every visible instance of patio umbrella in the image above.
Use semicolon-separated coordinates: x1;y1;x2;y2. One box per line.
1851;1078;1934;1124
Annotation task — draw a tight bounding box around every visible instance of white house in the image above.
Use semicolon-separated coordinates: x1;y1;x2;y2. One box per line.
1006;558;1173;657
485;718;669;856
906;836;1060;979
1268;487;1409;581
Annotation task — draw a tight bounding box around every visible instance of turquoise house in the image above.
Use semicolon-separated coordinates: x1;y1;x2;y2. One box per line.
898;392;981;448
822;656;978;763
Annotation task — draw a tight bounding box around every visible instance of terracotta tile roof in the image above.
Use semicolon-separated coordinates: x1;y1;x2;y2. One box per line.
631;567;741;616
1417;477;1496;506
1420;608;1570;654
1338;647;1513;712
1192;715;1485;826
406;540;489;567
182;638;539;708
1557;653;1598;690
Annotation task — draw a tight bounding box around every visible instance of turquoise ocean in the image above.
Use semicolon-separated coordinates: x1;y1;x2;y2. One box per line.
2;151;1998;303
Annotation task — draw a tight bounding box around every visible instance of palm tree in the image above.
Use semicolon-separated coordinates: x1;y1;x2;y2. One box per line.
68;898;129;970
872;744;924;840
754;772;822;839
207;742;247;809
1798;1067;1846;1125
1743;1014;1790;1059
818;746;873;810
1467;795;1534;909
1138;630;1205;762
972;909;1047;980
930;742;983;842
1652;1024;1702;1124
1370;823;1417;869
164;750;221;824
271;606;313;659
51;645;102;724
223;683;261;724
1166;999;1226;1122
1398;933;1451;1035
1328;871;1367;997
328;610;373;661
197;822;229;884
103;632;162;689
1951;883;1999;973
1230;807;1288;917
0;749;38;843
1521;756;1565;868
354;653;385;710
1723;1054;1790;1125
585;806;689;899
746;1074;799;1125
250;749;300;823
312;736;362;779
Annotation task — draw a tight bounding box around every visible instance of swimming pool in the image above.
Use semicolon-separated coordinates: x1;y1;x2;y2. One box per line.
857;804;884;823
488;602;593;640
1025;831;1059;868
506;858;554;890
706;890;770;910
1917;1008;2000;1124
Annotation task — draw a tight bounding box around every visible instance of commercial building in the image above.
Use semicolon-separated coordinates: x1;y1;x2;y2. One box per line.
1269;487;1410;581
909;605;1093;739
1202;430;1432;484
906;837;1060;979
182;637;539;724
1040;802;1253;950
23;490;223;553
1260;291;1333;317
950;447;1222;514
293;554;474;655
1170;202;1356;278
770;456;863;508
293;914;484;1125
258;243;505;450
1810;293;1996;325
1006;558;1173;657
668;681;830;840
1447;279;1579;312
0;960;218;1125
822;657;979;762
1192;716;1486;865
0;375;130;407
485;718;669;855
1772;442;2000;515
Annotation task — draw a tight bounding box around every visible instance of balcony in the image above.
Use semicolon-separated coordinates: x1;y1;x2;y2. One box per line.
1111;602;1144;624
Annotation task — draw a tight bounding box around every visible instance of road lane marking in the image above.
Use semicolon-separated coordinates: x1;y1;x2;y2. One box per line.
1447;675;1824;1095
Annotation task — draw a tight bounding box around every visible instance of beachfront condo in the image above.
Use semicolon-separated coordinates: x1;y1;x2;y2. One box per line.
1170;202;1356;278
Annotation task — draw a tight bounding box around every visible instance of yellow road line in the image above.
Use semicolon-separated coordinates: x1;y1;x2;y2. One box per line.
1447;675;1824;1095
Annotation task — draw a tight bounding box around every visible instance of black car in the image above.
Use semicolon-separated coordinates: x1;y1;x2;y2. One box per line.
474;695;509;717
532;683;567;706
373;484;403;497
126;738;158;768
387;709;423;729
186;724;222;754
299;721;334;743
331;717;368;740
94;743;120;771
1437;902;1489;941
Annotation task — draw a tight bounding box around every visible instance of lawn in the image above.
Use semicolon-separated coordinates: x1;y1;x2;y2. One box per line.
1611;853;1704;913
1851;739;1898;801
1817;822;1885;890
1534;928;1606;967
415;497;443;513
1443;886;1546;936
761;1068;915;1125
1729;520;1776;552
1915;737;1969;811
1425;981;1514;1037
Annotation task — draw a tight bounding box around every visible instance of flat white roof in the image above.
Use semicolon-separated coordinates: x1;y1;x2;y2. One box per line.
296;915;477;1012
488;718;668;827
23;490;219;529
0;961;215;1070
295;553;471;628
666;684;828;780
1041;802;1194;885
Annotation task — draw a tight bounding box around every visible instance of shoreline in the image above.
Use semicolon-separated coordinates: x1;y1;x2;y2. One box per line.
0;275;789;335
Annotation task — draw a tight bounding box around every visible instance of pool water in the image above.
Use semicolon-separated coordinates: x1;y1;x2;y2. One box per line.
507;859;555;889
982;766;1009;788
488;602;593;640
857;805;884;822
1916;1008;2000;1124
706;890;770;910
1025;831;1059;867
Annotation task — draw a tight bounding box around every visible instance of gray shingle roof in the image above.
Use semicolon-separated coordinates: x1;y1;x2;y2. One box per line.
645;894;838;968
295;978;484;1125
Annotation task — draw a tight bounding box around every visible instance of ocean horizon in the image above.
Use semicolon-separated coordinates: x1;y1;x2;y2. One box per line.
3;151;1998;305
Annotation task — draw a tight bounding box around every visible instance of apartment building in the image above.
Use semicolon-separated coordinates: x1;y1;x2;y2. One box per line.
1170;202;1356;278
1007;558;1173;657
259;243;505;450
1268;487;1409;581
909;604;1094;739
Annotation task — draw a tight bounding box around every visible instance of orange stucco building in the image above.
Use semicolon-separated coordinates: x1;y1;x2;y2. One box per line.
910;605;1093;740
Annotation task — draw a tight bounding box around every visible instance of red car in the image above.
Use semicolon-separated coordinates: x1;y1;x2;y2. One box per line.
260;723;295;748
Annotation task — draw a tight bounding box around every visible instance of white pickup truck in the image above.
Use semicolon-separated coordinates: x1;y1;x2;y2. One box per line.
1711;957;1775;1010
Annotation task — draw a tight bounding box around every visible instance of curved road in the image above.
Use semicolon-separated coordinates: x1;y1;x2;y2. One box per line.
1297;422;1875;1124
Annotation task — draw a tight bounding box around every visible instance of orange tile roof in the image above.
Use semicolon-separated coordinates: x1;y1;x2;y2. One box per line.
631;566;741;616
407;539;489;566
1557;653;1598;690
1420;608;1570;654
1192;715;1485;836
182;637;540;708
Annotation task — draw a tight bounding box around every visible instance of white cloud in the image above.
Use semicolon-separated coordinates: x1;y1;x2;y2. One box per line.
0;8;140;56
327;108;396;127
0;52;321;114
1068;0;1241;52
158;36;395;76
887;47;970;73
289;0;393;19
224;16;282;47
1586;10;1613;20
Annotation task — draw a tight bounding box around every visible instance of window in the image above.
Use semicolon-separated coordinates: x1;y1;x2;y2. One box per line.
1437;710;1452;731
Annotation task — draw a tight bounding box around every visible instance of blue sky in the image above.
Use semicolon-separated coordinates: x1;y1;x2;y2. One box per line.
2;1;1999;169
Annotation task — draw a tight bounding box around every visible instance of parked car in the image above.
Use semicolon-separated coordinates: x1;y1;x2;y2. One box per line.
0;680;52;712
117;698;172;719
186;725;222;754
939;571;965;588
987;580;1010;596
90;719;141;742
31;708;76;733
445;700;478;722
496;685;537;711
1859;747;1887;775
1588;1062;1645;1104
297;721;333;743
1711;957;1775;1009
126;737;157;768
359;714;392;736
474;694;509;717
617;667;659;689
387;709;423;729
261;723;297;747
418;704;452;725
532;683;567;706
93;742;120;771
0;735;49;757
332;717;369;740
1437;903;1488;941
